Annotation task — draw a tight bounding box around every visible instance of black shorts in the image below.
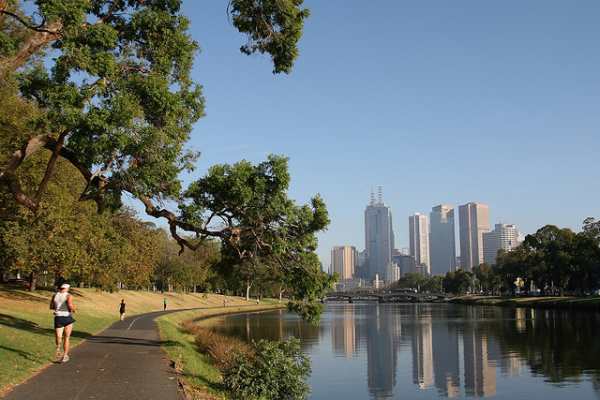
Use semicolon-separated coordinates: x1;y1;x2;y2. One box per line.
54;316;75;328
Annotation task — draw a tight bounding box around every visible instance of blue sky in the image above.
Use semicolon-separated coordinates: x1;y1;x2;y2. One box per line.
161;1;600;268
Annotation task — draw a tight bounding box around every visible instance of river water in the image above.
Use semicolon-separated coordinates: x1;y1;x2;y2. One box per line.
200;303;600;399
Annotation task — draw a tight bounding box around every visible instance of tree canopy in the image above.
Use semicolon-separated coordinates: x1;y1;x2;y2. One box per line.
0;0;316;255
1;1;332;316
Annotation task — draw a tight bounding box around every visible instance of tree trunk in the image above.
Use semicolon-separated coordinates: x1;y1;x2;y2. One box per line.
245;281;252;301
28;272;37;292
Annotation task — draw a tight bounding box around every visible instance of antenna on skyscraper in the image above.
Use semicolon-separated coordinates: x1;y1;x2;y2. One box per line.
377;186;383;205
370;187;375;205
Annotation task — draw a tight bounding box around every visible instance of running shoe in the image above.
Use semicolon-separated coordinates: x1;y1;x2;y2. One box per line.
55;347;63;362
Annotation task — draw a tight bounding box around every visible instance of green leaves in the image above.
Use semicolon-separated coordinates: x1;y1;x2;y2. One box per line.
229;0;310;74
222;337;311;400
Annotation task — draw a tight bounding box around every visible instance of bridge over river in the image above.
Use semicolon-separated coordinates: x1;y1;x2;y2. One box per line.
323;289;448;304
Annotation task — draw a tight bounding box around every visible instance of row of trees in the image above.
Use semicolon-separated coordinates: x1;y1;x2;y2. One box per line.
392;219;600;296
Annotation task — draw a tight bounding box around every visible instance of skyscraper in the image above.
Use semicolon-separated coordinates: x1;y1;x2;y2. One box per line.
482;224;521;265
365;188;395;282
429;205;456;275
330;246;358;280
409;213;430;275
458;203;490;270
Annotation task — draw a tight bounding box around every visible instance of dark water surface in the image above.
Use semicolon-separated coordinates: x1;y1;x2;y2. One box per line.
200;303;600;399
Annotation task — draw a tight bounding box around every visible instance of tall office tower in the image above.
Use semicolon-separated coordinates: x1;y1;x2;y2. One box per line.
330;246;358;280
409;213;431;275
458;202;490;270
356;249;368;279
429;205;457;275
365;188;395;282
392;253;417;276
482;224;521;265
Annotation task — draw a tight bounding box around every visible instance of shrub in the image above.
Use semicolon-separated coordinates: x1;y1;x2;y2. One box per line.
222;338;311;400
192;327;252;370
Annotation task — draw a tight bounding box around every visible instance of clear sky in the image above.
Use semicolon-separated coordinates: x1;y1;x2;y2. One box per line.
160;1;600;269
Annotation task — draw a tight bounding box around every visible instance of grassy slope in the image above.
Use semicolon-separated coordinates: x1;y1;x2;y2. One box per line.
0;285;261;394
449;295;600;310
156;301;284;400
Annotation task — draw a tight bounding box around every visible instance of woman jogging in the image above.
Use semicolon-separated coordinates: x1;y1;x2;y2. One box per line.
119;299;126;321
50;283;76;363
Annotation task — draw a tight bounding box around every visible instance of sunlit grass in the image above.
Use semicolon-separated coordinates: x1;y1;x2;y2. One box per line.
452;295;600;309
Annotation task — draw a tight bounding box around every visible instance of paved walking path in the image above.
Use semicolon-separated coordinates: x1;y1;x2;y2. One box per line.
5;310;188;400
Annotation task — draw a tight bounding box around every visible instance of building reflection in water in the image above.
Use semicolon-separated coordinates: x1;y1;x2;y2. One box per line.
331;306;357;358
365;305;399;399
412;311;434;389
329;304;506;399
431;309;460;398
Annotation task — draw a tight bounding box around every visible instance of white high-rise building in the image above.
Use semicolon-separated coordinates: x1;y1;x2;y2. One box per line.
458;203;490;270
483;224;521;265
409;213;431;275
429;205;456;275
330;246;358;280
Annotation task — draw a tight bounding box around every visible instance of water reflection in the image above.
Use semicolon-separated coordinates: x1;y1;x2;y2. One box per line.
201;304;600;399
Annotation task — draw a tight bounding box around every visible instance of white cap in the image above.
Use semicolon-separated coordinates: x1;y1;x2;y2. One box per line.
60;283;70;290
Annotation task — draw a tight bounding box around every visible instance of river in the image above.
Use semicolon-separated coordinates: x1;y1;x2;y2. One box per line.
199;303;600;399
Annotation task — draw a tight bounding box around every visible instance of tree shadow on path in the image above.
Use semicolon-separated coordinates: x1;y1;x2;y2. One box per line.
0;313;91;339
88;336;178;348
0;344;38;362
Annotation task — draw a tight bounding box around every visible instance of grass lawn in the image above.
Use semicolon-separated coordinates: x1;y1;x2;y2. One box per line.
450;295;600;310
156;301;284;400
0;284;265;395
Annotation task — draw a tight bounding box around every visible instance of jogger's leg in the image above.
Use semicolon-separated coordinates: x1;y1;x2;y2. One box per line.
63;324;73;357
54;327;64;348
54;327;64;360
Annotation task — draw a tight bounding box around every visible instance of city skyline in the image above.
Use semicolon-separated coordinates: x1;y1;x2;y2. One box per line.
331;194;522;277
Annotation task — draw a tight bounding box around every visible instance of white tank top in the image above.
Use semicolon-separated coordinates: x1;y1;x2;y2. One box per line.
53;292;71;317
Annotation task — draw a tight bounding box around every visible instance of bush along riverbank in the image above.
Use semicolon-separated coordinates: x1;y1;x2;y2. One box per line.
449;295;600;311
158;306;310;400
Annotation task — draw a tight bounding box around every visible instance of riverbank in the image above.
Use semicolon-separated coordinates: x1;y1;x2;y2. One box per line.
0;285;261;394
156;302;285;400
449;295;600;311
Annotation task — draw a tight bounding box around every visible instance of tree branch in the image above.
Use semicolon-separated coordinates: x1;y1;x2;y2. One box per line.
0;10;58;34
0;134;55;212
0;19;61;75
34;132;67;204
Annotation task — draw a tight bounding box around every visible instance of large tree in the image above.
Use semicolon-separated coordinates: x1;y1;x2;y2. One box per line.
0;1;324;267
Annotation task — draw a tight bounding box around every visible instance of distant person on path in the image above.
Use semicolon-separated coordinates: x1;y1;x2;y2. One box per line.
119;299;126;321
163;297;167;311
49;283;76;363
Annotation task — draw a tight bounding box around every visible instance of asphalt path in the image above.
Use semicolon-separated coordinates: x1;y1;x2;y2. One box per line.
4;309;188;400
